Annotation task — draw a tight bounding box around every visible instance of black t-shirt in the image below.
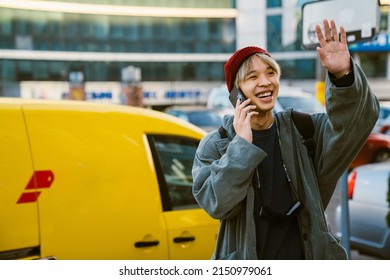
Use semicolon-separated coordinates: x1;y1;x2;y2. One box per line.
252;122;303;259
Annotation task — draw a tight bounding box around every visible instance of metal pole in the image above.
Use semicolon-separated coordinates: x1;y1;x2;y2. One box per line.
339;170;351;258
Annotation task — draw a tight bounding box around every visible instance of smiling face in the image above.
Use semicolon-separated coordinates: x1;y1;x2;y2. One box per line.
236;54;280;114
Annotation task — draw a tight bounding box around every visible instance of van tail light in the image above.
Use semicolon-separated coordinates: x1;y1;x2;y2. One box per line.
347;171;357;199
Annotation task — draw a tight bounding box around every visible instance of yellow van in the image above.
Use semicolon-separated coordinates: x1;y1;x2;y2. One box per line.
0;98;218;260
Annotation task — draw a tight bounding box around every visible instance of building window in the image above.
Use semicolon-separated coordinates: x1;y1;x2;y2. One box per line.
360;53;387;78
267;0;282;8
267;15;282;52
279;59;316;79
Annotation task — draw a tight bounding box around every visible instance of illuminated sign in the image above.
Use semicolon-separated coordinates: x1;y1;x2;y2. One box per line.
349;33;390;52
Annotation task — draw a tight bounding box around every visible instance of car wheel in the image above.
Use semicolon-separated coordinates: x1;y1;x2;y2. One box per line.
372;148;390;163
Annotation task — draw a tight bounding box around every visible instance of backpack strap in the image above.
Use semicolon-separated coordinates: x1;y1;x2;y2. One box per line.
218;111;316;160
218;126;228;139
291;111;315;159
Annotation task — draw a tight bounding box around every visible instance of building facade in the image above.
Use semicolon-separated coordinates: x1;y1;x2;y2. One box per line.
0;0;388;105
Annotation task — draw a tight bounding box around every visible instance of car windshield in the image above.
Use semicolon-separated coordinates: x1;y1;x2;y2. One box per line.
210;94;232;109
187;111;222;127
277;96;324;114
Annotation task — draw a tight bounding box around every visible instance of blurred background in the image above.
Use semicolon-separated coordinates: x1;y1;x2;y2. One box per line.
0;0;389;110
0;0;389;260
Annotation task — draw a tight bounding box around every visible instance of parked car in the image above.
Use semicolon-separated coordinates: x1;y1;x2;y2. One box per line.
0;98;218;260
334;162;390;259
164;105;225;132
381;124;390;136
207;85;325;114
373;101;390;133
350;132;390;170
207;85;233;110
274;86;325;114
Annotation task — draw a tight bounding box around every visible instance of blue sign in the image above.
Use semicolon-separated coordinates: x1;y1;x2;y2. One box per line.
89;92;112;99
164;90;200;99
349;33;390;52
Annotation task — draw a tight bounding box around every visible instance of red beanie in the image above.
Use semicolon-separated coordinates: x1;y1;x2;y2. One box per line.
224;46;271;93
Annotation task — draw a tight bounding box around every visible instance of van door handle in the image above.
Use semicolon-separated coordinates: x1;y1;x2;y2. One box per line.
134;240;159;248
173;236;195;243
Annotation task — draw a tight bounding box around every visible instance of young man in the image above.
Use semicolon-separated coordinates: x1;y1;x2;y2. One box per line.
192;20;379;259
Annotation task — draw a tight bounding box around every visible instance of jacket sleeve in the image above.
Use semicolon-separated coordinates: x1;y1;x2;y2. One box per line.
313;58;379;204
192;132;266;220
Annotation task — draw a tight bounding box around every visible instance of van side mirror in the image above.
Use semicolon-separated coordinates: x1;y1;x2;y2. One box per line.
301;0;381;50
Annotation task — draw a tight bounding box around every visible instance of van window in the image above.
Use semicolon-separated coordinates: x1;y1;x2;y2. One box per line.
147;135;200;211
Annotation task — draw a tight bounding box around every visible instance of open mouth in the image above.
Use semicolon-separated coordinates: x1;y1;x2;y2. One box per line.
256;91;273;99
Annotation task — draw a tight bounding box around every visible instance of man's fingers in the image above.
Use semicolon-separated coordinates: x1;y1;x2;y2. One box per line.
339;25;347;44
315;24;326;46
330;20;339;42
323;19;331;41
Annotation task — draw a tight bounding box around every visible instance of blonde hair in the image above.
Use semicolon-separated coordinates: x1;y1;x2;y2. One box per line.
234;53;281;89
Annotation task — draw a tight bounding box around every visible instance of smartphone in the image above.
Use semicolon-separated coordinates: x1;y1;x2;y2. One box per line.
229;86;247;108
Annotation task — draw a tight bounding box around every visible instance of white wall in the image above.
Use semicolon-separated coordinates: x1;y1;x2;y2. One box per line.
236;0;267;49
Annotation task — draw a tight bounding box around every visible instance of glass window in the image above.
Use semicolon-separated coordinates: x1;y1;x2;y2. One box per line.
182;63;196;80
34;61;48;80
140;21;153;40
195;63;210;80
13;19;32;35
0;59;227;82
147;135;199;211
66;22;79;37
187;111;222;127
167;20;180;41
209;62;223;80
1;60;16;80
359;53;387;78
125;23;139;41
267;4;304;52
1;9;235;54
209;20;221;40
278;59;316;79
32;20;46;36
17;60;32;75
267;15;282;52
0;10;12;35
277;95;325;114
47;21;60;36
0;36;13;49
181;21;194;40
196;19;209;41
267;0;282;8
109;24;124;39
380;8;388;32
153;22;166;40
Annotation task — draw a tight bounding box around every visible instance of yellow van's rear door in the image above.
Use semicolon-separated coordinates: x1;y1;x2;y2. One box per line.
0;101;40;259
147;134;218;260
163;209;218;260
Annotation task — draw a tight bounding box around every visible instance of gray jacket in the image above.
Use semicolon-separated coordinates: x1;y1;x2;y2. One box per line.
192;60;379;260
